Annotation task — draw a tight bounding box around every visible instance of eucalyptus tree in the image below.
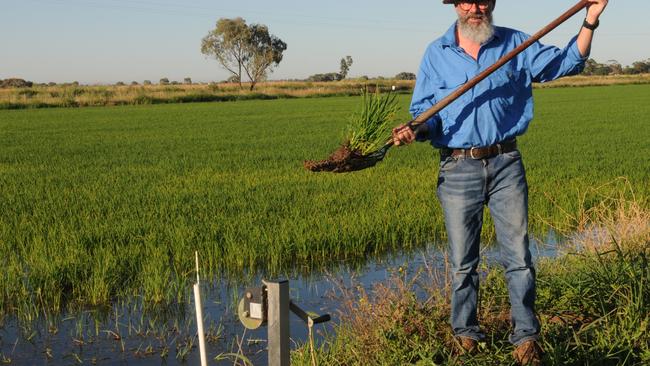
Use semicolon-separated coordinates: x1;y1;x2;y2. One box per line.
201;18;286;90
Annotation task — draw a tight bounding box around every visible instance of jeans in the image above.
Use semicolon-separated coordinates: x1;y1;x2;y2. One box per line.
436;149;540;345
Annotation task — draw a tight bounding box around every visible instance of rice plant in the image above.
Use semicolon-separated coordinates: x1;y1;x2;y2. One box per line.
346;87;400;155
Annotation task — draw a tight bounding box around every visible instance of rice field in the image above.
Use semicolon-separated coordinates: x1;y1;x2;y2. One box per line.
0;84;648;321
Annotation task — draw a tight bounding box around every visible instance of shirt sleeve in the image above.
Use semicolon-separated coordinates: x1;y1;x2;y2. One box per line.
525;35;588;83
409;48;442;142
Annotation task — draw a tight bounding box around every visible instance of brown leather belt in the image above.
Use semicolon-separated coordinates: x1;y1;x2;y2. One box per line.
440;140;517;160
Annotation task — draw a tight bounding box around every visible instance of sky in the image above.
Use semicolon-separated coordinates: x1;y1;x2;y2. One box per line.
1;0;648;84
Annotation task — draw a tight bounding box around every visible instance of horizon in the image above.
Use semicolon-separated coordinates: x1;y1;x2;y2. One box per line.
1;0;647;84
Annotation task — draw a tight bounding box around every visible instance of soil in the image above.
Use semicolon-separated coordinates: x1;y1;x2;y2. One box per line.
303;144;380;173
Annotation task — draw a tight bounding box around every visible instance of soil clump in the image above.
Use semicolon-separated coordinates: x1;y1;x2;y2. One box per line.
303;144;380;173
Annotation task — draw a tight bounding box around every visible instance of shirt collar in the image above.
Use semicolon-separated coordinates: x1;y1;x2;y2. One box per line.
440;21;502;48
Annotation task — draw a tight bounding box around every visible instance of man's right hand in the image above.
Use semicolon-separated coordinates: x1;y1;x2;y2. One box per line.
392;124;416;146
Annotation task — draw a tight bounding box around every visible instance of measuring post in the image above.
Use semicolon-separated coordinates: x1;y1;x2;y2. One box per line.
264;280;290;366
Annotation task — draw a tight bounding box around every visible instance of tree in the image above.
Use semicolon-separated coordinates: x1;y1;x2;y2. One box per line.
339;56;353;80
631;59;650;74
307;73;340;82
606;60;623;75
201;17;287;91
184;77;192;84
395;72;416;80
159;78;170;85
582;58;609;75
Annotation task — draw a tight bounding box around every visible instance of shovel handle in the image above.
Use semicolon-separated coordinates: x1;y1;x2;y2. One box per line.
386;0;590;149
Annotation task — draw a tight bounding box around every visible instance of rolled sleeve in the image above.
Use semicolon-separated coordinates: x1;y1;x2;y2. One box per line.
527;35;588;83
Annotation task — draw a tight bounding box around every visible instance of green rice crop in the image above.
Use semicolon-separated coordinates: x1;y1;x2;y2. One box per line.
0;84;648;319
346;88;399;155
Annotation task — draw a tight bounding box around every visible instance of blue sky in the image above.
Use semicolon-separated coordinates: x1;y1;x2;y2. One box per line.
1;0;648;84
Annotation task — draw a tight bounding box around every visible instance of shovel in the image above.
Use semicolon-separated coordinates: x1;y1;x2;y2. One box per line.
312;0;589;173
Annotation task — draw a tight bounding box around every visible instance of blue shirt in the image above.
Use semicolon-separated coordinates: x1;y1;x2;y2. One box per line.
410;23;588;148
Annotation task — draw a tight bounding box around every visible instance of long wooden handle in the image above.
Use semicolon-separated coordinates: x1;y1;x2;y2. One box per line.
410;0;589;126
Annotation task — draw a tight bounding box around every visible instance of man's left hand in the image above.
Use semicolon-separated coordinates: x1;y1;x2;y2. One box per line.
586;0;608;23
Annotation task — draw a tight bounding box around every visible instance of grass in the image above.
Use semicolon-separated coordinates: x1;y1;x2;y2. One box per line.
1;74;649;110
0;84;648;322
291;198;650;365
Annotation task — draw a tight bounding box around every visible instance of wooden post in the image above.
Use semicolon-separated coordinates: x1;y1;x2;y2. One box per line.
264;280;290;366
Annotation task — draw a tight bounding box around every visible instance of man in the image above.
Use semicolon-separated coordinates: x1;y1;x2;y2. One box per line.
392;0;608;364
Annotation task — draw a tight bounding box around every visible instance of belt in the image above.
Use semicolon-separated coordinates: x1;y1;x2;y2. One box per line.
440;140;517;160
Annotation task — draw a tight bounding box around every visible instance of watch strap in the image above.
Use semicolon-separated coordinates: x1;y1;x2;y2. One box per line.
582;18;599;31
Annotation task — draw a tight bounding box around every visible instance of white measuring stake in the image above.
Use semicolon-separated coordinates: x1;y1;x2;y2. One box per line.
193;251;208;366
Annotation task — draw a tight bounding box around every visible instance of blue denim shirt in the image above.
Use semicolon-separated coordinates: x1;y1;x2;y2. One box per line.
410;23;587;148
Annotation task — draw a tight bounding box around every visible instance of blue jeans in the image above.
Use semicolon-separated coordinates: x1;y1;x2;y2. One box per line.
436;149;540;345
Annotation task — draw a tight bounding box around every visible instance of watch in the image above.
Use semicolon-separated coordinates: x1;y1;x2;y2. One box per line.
582;18;599;31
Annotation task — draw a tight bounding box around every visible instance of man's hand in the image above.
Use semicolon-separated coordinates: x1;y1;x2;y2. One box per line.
392;124;416;146
586;0;608;23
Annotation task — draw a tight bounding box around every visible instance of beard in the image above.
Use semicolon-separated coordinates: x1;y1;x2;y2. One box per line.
457;11;494;44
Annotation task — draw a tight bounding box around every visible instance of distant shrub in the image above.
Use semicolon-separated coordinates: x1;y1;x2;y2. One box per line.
71;81;79;86
394;72;416;80
307;73;340;82
170;81;180;85
130;81;139;86
48;82;57;87
0;78;33;88
227;75;240;83
208;82;219;92
159;78;170;85
116;81;126;86
143;80;152;85
184;77;192;85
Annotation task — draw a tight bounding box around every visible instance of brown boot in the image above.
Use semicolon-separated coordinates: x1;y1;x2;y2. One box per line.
513;340;543;366
453;336;478;355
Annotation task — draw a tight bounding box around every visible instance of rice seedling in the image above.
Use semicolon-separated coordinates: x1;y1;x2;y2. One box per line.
346;87;399;156
303;87;400;172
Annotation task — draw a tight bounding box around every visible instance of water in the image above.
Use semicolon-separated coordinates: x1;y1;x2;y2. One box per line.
0;236;559;365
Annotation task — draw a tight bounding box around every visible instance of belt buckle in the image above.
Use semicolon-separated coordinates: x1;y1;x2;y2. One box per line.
469;146;478;159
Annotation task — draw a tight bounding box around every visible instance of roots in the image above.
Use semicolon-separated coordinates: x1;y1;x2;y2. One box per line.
303;144;380;173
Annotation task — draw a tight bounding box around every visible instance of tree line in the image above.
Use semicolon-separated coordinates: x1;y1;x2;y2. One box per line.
582;59;650;75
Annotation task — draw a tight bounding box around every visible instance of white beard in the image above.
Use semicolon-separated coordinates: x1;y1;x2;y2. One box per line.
457;13;495;44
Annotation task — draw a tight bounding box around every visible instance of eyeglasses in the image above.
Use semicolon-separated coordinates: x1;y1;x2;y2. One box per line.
456;1;491;12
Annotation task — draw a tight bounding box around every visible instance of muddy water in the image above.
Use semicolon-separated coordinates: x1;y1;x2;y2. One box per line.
0;238;558;365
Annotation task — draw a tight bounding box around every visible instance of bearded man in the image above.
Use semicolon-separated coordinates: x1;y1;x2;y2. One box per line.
392;0;608;364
